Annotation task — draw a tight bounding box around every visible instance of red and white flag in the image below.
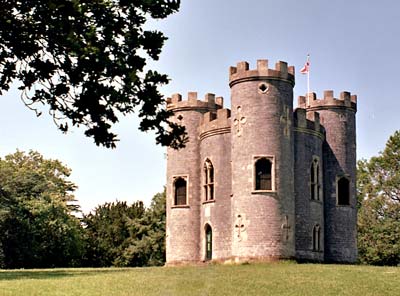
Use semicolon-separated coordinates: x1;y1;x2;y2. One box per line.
300;55;310;74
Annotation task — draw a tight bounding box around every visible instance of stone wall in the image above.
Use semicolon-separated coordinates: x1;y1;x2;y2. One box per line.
166;92;221;264
165;59;358;265
199;114;232;259
293;108;325;261
229;60;296;260
300;91;358;263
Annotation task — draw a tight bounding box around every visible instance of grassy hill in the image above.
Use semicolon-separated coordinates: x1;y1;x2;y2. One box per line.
0;262;399;295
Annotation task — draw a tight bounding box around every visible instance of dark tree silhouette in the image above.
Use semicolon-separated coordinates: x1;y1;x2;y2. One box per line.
0;0;186;148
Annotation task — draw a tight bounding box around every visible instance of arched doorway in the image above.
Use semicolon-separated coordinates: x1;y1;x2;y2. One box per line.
205;224;212;261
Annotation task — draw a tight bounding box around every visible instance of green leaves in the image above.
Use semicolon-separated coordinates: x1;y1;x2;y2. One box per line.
0;150;83;268
0;0;184;148
357;130;400;266
82;190;166;267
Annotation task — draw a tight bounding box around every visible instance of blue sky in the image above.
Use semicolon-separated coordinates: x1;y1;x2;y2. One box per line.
1;0;399;213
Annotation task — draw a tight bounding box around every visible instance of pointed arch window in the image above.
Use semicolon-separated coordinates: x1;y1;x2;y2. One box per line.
174;177;187;206
337;176;350;205
312;224;321;251
310;158;321;201
254;157;273;191
203;159;214;201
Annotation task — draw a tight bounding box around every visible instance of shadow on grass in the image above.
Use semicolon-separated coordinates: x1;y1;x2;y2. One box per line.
0;268;131;281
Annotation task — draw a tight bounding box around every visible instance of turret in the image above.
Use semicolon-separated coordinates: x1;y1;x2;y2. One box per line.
229;59;296;260
165;92;222;264
293;108;325;261
299;91;358;263
198;107;233;261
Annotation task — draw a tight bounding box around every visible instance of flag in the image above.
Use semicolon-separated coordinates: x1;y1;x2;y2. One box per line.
300;55;310;74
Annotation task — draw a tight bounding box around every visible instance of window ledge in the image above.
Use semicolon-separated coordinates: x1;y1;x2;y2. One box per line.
251;190;277;195
202;200;215;205
171;205;190;209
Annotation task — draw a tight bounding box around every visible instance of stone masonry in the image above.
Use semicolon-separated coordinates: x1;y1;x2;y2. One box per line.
165;58;358;264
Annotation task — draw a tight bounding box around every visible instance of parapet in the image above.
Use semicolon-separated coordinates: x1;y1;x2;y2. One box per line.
294;108;325;139
298;91;357;112
199;108;231;140
166;92;223;112
229;59;295;87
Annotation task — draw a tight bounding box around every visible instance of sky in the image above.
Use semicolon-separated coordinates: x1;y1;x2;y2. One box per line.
1;0;400;213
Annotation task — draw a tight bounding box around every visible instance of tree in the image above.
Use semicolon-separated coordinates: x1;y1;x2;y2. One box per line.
357;131;400;266
82;200;146;267
0;0;185;148
82;189;166;267
0;150;84;268
117;189;166;266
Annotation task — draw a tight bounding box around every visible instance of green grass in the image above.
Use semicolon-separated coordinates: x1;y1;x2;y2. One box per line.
0;262;399;296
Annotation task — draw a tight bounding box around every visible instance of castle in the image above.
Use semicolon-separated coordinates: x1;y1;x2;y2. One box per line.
165;58;357;264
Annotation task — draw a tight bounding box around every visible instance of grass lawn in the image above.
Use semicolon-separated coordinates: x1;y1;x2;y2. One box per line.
0;262;399;296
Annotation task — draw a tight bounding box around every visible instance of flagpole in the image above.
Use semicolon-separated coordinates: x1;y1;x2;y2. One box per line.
300;54;311;106
307;54;310;106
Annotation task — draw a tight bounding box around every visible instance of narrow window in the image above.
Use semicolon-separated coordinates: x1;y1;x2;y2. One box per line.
205;224;212;260
312;225;321;251
310;159;321;200
203;160;214;201
174;177;187;205
337;177;350;205
310;162;316;200
255;158;272;190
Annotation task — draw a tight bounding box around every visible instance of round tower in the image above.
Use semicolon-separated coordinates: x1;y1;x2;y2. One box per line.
229;59;296;260
199;107;233;261
165;92;220;264
293;107;325;262
303;91;358;263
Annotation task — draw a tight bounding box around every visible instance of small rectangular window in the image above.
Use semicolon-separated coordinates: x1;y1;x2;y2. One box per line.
254;156;274;191
337;176;350;205
174;176;187;205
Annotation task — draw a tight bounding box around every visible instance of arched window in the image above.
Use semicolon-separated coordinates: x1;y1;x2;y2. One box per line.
310;159;321;200
174;177;187;205
312;224;321;251
255;157;272;190
203;160;214;201
337;176;350;205
205;224;212;261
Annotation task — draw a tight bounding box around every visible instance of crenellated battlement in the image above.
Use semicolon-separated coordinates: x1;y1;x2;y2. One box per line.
229;59;295;87
294;108;325;139
199;108;231;140
166;57;358;265
166;92;224;112
298;91;357;112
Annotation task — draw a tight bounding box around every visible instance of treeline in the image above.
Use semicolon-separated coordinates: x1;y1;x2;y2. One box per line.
0;150;165;269
2;129;400;269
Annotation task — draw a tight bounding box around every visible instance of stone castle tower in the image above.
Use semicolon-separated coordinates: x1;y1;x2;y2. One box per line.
165;58;357;264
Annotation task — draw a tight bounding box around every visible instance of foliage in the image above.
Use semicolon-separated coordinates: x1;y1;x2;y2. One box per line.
117;190;166;266
357;130;400;266
0;0;186;148
0;149;167;268
82;200;146;267
0;150;83;268
82;189;166;267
